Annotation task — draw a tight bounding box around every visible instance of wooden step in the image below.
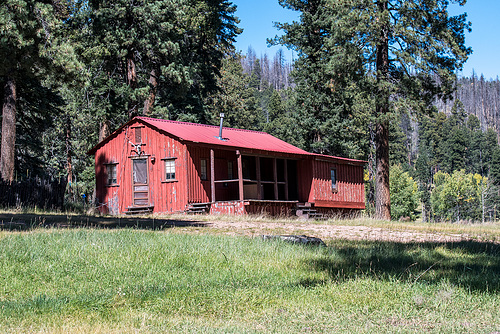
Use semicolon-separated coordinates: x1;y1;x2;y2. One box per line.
126;206;154;215
307;212;326;220
189;202;211;208
296;208;316;214
186;208;208;213
185;202;210;214
295;203;325;220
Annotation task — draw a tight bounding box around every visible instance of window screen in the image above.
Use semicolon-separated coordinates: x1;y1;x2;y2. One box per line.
135;127;142;144
200;159;207;180
133;159;148;184
228;161;233;179
331;168;337;191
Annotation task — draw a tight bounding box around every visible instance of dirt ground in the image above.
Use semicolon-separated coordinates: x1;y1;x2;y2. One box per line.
0;212;495;244
201;220;480;243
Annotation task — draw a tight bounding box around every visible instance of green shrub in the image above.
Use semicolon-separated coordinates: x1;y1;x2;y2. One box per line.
431;170;485;222
389;164;419;220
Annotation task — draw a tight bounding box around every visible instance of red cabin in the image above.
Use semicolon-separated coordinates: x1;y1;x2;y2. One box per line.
88;117;366;216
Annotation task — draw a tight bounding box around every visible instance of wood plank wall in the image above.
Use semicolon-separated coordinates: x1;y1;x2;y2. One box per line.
94;121;365;214
312;160;365;209
186;146;211;203
95;121;189;214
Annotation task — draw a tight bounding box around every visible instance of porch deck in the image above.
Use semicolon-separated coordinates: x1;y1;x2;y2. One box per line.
209;199;298;216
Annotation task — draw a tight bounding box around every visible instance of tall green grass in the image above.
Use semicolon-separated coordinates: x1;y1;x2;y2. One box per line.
0;229;498;333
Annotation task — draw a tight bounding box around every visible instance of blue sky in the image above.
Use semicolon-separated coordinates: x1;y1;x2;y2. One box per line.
233;0;500;80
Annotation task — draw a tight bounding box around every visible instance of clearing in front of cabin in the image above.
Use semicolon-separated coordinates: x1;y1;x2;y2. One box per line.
0;215;499;333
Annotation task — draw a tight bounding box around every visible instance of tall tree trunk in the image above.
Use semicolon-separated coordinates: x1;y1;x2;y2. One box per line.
66;114;73;195
368;123;376;211
375;121;390;219
143;67;159;116
375;0;391;220
1;76;16;183
127;50;138;119
99;119;111;142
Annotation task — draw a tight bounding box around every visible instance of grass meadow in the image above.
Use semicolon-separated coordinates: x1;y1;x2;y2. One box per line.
0;223;499;333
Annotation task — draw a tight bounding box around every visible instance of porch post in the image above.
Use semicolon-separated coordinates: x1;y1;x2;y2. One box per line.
273;158;278;200
210;149;215;203
237;150;244;201
256;156;262;200
284;159;289;200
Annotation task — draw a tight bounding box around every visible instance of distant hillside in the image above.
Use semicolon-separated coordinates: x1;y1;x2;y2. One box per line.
435;73;500;137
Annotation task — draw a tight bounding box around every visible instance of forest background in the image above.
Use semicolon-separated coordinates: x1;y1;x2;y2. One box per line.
1;0;499;223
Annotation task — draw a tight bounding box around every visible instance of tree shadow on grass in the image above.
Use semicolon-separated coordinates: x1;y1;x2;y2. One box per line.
0;213;207;231
308;240;500;293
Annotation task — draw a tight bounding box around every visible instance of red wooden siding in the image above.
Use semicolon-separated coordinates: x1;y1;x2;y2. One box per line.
210;200;246;215
210;200;296;216
95;120;190;214
311;160;365;209
144;125;189;213
186;145;211;203
94;125;133;214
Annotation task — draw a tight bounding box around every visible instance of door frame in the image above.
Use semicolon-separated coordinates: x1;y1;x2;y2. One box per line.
131;157;150;207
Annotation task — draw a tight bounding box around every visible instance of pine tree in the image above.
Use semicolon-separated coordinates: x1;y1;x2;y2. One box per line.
465;113;488;175
83;0;241;135
441;126;467;173
490;147;500;186
205;53;263;131
271;0;370;159
262;89;304;148
440;102;468;173
482;128;499;173
0;1;81;182
274;0;470;220
389;116;410;167
248;58;262;90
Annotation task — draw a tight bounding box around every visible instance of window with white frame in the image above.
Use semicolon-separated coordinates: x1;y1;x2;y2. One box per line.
165;159;176;180
106;163;118;185
200;159;207;180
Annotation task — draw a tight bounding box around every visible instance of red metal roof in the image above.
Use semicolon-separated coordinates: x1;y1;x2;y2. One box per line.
309;153;366;165
136;117;310;155
89;117;366;164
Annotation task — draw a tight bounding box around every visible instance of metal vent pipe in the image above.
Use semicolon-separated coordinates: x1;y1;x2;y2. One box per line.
218;113;224;139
